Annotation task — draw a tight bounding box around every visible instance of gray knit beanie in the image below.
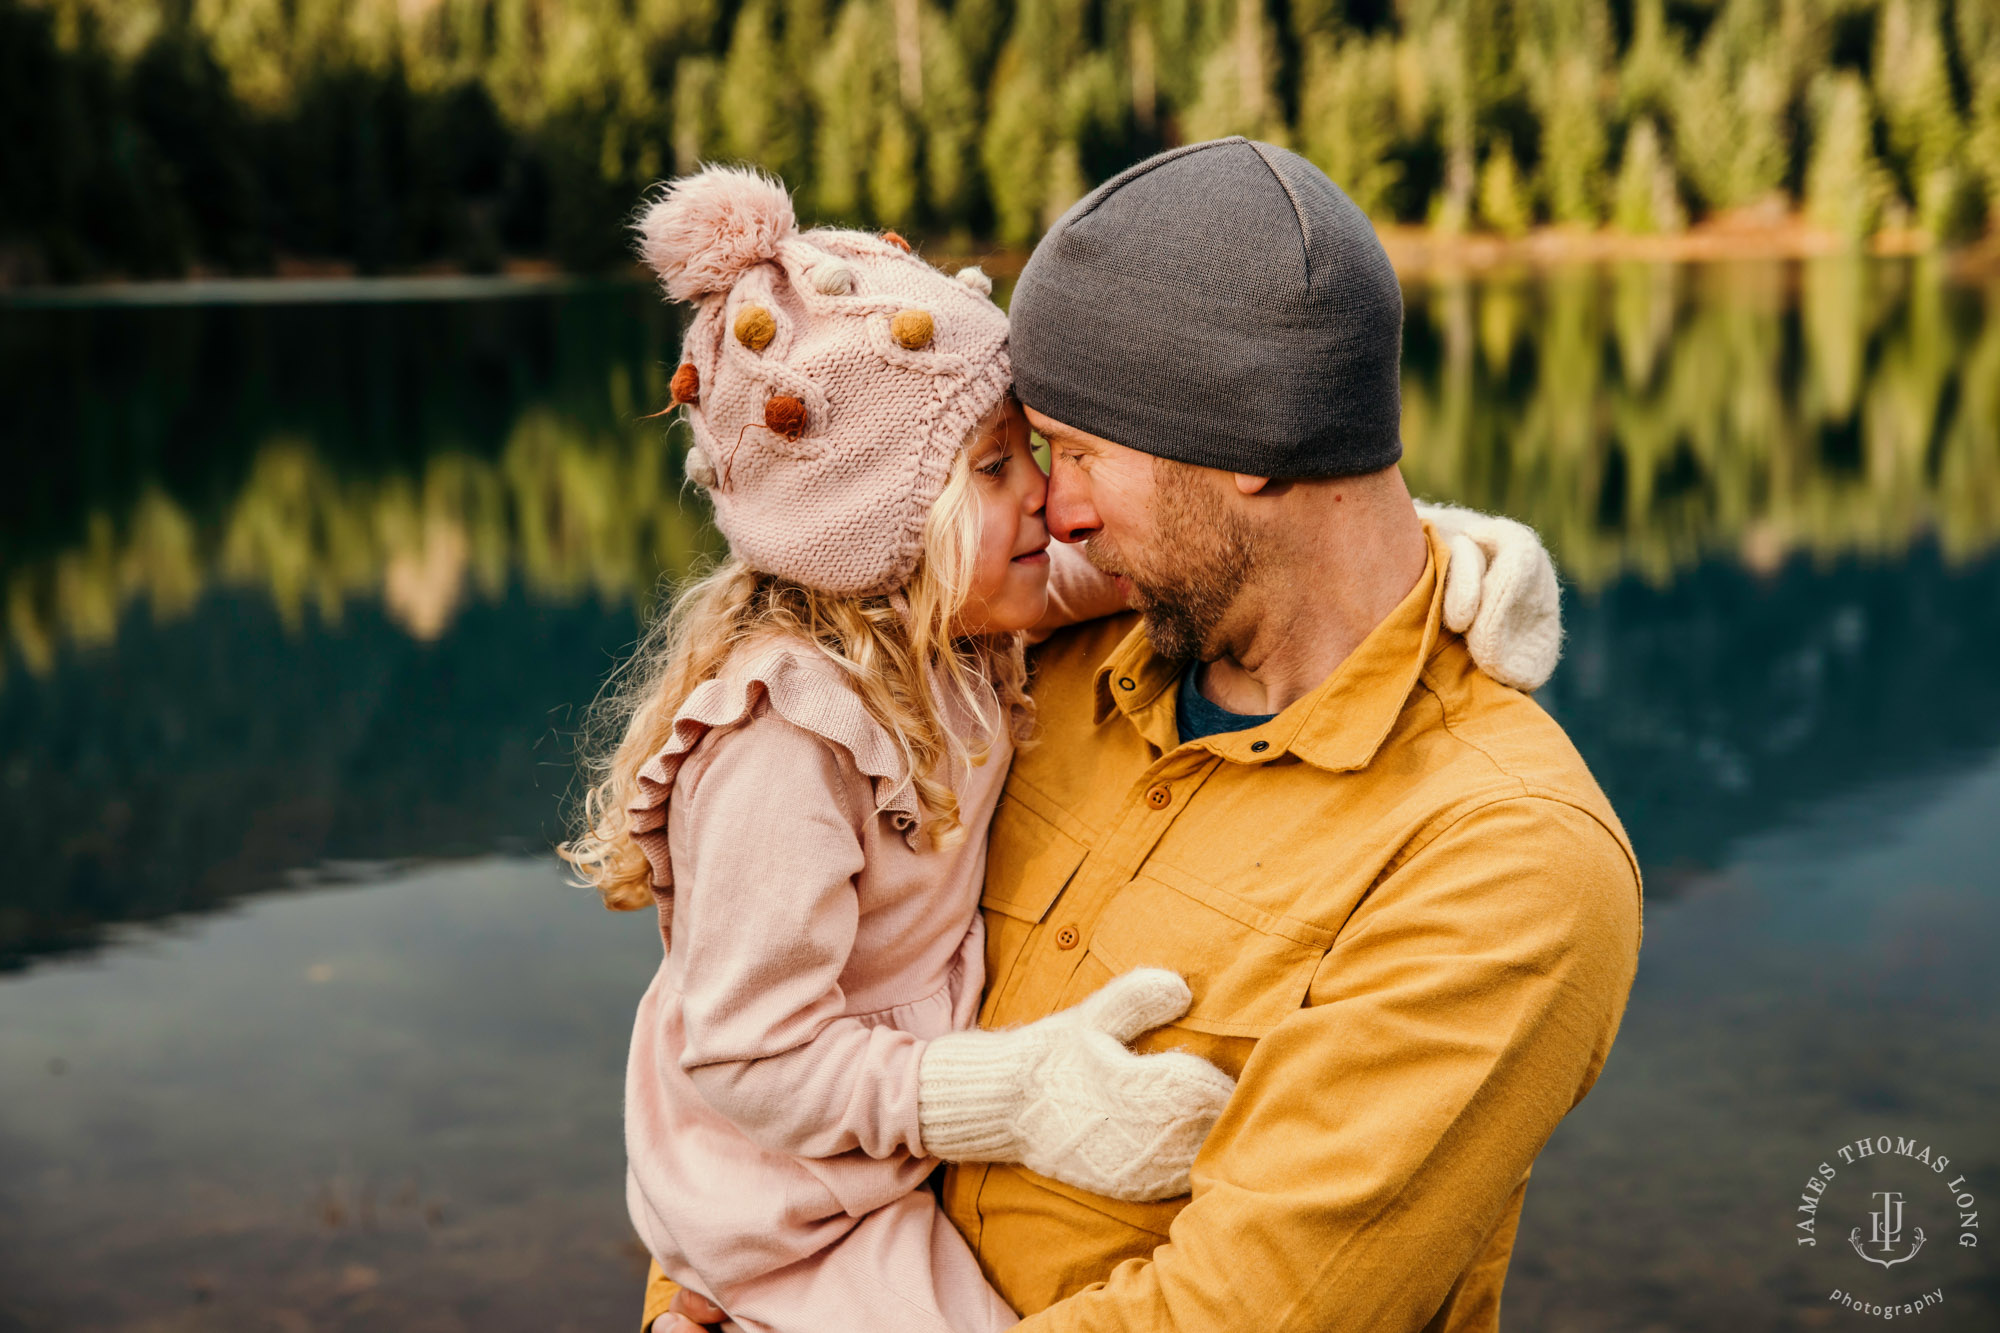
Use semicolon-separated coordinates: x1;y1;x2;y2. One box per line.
1010;137;1404;479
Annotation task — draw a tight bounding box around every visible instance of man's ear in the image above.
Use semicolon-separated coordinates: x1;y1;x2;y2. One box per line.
1233;473;1273;495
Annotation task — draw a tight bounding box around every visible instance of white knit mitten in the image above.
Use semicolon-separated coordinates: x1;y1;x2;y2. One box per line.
918;969;1235;1202
1416;501;1564;691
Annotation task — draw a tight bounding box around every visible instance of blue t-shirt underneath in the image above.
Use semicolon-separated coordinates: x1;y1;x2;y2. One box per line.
1175;658;1278;742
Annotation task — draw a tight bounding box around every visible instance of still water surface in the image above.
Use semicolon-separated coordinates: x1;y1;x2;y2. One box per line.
3;263;1997;1330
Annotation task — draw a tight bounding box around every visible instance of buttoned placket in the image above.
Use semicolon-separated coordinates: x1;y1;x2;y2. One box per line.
987;684;1234;1023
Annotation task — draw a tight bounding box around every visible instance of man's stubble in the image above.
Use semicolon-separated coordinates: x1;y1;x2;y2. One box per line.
1083;456;1257;662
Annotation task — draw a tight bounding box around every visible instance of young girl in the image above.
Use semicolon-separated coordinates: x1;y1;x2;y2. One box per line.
563;167;1561;1333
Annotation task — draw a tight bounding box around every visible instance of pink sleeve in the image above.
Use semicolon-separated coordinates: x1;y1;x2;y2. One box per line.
670;711;929;1162
1028;541;1129;644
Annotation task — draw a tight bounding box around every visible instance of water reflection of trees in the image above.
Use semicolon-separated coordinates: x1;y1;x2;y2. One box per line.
1401;258;2000;588
3;289;719;681
5;267;2000;962
6;262;1998;679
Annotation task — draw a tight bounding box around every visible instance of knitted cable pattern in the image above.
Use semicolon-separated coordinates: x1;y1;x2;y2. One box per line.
637;168;1012;597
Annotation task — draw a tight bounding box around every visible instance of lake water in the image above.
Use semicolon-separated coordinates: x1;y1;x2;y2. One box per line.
3;261;1997;1331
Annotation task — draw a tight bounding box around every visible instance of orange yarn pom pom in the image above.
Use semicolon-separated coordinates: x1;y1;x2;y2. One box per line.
765;395;808;441
890;309;934;350
734;305;777;351
882;231;912;253
670;363;700;405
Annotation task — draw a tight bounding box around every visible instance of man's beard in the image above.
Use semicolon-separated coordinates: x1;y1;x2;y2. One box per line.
1084;458;1257;662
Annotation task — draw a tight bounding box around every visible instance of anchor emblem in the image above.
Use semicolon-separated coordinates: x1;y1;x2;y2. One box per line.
1849;1191;1926;1269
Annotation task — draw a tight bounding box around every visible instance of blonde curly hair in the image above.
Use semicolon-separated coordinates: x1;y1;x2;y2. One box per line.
560;445;1033;912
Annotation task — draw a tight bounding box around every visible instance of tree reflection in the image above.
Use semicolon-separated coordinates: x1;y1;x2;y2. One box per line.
2;287;720;681
2;265;1998;963
5;261;1997;675
1401;257;2000;588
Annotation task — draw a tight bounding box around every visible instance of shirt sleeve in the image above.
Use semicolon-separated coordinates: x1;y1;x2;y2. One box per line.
1017;795;1642;1333
670;710;929;1163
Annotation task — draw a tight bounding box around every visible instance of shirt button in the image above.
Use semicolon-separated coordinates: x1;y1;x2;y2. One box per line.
1145;784;1172;809
1055;925;1080;950
1250;740;1270;753
1118;676;1136;690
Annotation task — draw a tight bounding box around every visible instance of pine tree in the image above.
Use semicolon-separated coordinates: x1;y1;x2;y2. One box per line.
1297;34;1401;219
670;56;719;173
1183;0;1282;143
1535;48;1609;225
1957;0;2000;229
1671;1;1790;213
717;0;807;182
1612;118;1685;235
1804;73;1885;246
980;47;1061;245
870;105;921;226
978;0;1094;244
919;4;982;226
811;0;896;223
1969;70;2000;234
1478;138;1532;236
1874;0;1976;241
1520;0;1612;225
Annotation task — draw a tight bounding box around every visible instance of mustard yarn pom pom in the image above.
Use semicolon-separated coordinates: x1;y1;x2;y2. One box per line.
890;309;934;350
735;306;777;352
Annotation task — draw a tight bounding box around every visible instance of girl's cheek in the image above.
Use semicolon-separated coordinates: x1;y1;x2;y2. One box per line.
977;499;1017;586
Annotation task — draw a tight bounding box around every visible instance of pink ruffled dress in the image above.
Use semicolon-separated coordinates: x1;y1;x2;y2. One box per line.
622;636;1018;1333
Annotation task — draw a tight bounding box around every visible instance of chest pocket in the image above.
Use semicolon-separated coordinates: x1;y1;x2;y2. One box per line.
981;790;1087;924
1074;864;1332;1076
979;791;1089;1018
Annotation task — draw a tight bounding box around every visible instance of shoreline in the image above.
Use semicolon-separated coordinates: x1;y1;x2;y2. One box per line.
947;214;2000;280
6;220;1996;305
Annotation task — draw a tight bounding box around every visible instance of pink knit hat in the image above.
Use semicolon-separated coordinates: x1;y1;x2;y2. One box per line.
636;167;1012;597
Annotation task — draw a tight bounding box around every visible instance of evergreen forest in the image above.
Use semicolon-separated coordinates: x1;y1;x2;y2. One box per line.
5;0;1999;280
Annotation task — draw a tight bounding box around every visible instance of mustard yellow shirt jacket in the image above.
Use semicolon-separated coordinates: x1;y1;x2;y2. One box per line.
645;527;1643;1332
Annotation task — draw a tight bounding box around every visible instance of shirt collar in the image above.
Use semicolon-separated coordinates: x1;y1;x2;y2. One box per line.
1091;523;1449;772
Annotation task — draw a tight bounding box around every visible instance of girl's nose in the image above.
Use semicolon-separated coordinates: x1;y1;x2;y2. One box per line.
1024;468;1047;516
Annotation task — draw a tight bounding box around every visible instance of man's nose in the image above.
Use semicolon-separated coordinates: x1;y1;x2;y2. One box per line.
1045;458;1099;544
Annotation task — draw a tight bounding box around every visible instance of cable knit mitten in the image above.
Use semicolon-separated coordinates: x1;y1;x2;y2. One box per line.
1415;501;1564;692
917;969;1236;1202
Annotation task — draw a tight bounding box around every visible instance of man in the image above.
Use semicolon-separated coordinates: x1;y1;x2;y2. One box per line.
650;137;1641;1332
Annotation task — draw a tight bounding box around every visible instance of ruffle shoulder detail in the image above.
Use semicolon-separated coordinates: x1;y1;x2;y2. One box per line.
625;642;921;898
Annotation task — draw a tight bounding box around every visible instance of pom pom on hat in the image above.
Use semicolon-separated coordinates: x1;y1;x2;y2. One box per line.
684;444;718;488
669;363;700;405
636;166;797;302
765;395;808;441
